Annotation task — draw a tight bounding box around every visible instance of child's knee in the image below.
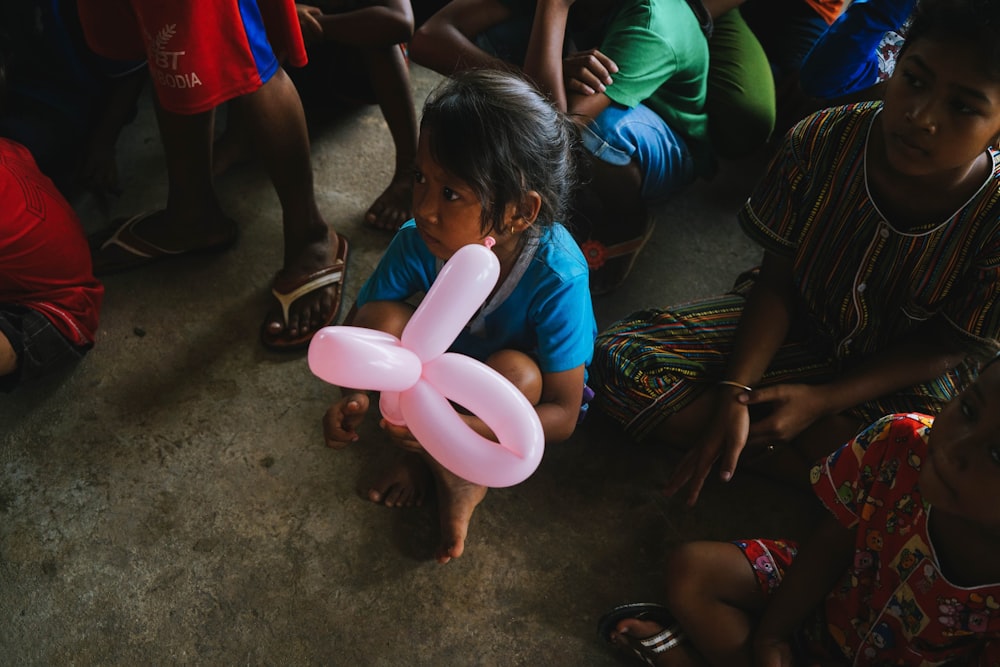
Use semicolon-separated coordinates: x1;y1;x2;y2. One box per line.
663;541;730;606
486;349;542;404
354;300;416;337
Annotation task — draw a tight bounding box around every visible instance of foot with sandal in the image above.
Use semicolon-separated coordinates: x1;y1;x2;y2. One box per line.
598;603;692;666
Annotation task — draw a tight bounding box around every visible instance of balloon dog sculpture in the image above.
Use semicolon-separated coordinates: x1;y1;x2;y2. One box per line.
307;242;545;488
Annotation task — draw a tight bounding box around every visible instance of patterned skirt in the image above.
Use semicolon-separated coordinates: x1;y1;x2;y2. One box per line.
590;279;970;441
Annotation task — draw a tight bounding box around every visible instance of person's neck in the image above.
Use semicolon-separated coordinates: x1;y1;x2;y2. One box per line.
867;117;991;229
490;230;530;285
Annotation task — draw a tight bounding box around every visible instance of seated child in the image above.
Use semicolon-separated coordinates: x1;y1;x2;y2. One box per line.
410;0;716;294
599;353;1000;665
322;70;597;563
591;0;1000;507
0;138;103;391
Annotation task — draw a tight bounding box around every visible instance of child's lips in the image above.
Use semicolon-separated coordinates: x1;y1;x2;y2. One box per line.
894;132;930;157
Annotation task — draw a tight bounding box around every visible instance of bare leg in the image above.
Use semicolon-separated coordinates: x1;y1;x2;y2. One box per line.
575;156;650;294
212;102;254;176
90;101;238;272
363;45;418;232
610;542;764;666
232;67;343;341
0;331;17;377
426;457;489;564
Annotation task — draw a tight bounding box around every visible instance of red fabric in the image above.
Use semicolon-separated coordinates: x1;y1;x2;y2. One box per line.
0;139;103;345
77;0;307;114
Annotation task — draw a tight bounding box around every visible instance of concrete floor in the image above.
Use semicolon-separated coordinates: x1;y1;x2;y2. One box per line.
0;65;823;664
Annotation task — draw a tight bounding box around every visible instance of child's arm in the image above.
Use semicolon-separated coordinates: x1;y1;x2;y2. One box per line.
522;0;617;122
409;0;519;75
300;0;414;46
535;365;587;444
743;317;968;445
754;514;855;666
664;250;796;505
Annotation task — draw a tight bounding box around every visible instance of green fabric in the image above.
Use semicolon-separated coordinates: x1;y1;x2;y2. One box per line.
705;8;776;158
598;0;713;175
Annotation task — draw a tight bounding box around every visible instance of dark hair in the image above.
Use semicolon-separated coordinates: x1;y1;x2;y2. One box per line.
903;0;1000;79
419;69;578;235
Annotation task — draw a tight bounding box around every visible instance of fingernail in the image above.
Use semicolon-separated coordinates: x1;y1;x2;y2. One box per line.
720;471;732;481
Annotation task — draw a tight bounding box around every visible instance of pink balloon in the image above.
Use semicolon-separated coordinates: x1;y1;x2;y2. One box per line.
307;242;545;488
401;244;499;361
400;353;544;487
379;391;405;426
308;326;421;392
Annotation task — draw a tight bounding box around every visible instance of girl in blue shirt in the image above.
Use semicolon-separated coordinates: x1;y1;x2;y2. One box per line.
323;69;597;564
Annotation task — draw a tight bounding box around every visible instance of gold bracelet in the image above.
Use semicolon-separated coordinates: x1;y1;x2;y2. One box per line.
718;380;753;392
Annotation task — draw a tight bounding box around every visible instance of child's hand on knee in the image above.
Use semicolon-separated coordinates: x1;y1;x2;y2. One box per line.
323;392;370;448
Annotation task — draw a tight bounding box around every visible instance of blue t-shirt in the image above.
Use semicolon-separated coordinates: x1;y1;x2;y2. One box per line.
356;220;597;374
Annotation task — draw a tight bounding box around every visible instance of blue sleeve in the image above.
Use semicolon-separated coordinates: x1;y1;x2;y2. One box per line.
355;222;437;307
799;0;916;99
531;271;597;374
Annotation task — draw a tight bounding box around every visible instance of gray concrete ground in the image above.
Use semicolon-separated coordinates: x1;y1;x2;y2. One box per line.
1;65;822;664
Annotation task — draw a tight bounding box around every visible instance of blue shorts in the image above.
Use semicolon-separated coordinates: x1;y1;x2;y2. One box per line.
0;306;89;392
580;103;697;203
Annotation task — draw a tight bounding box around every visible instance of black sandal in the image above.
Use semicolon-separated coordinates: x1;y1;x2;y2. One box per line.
598;602;686;666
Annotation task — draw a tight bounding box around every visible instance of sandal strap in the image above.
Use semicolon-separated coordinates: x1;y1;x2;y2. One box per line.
639;624;686;653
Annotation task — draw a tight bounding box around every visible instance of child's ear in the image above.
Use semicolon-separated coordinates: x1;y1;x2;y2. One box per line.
513;190;542;231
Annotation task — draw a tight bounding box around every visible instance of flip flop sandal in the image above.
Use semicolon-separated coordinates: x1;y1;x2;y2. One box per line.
598;602;686;666
581;215;656;296
89;211;238;276
261;234;349;351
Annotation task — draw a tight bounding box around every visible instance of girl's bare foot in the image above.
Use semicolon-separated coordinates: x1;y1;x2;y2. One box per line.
364;169;412;232
366;451;432;508
427;458;488;564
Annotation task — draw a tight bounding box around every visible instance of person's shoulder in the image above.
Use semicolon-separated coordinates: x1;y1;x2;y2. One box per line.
790;101;880;142
610;0;693;30
532;223;590;283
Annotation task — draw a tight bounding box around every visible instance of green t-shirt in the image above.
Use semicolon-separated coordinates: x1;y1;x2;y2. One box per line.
597;0;712;176
494;0;712;177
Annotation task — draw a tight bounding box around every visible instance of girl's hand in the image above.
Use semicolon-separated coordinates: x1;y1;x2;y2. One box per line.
323;392;370;448
662;385;751;506
296;4;325;45
562;49;619;95
379;420;424;453
743;383;831;448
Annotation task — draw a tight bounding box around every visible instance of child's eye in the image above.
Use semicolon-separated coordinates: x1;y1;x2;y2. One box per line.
442;187;459;202
960;399;977;419
413;170;425;185
951;99;981;116
900;70;924;89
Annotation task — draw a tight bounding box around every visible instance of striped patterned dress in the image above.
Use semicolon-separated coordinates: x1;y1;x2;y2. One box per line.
593;102;1000;440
